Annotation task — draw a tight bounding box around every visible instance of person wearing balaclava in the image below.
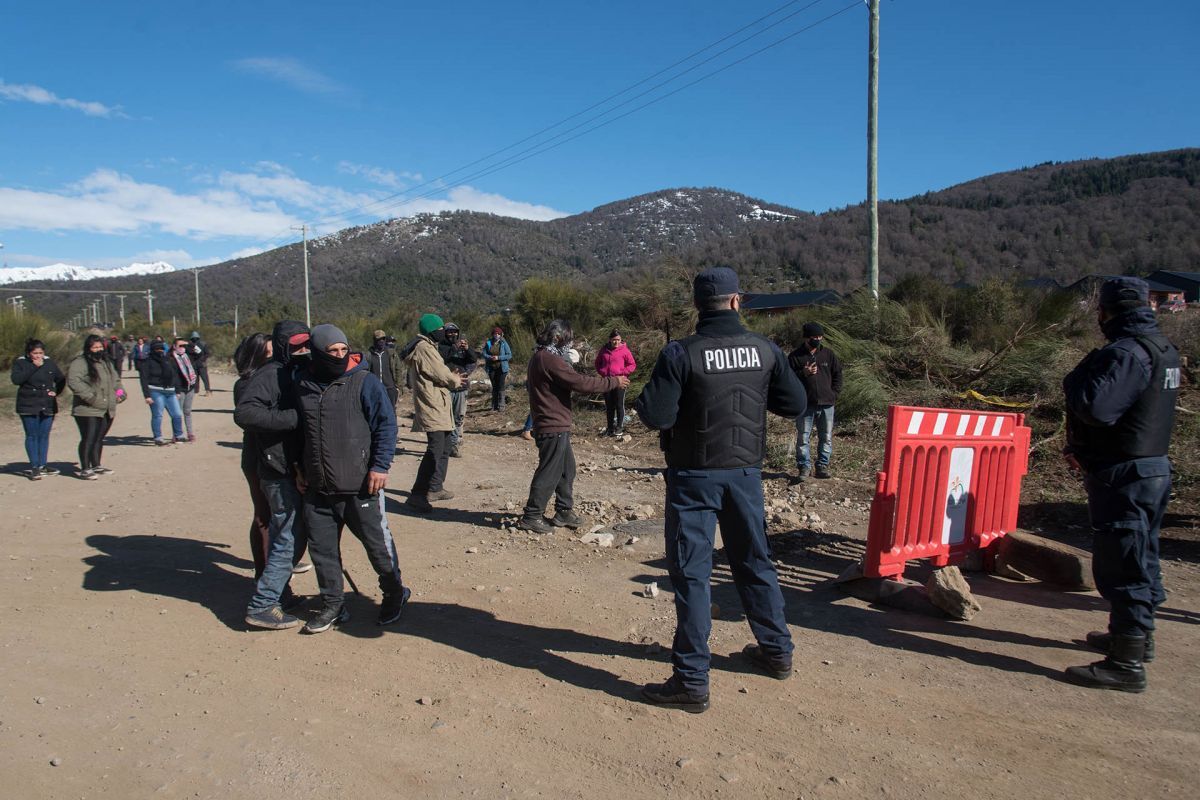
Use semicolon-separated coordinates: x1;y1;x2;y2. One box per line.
293;324;407;634
66;334;126;479
786;321;842;482
137;338;187;446
1062;277;1181;693
404;313;468;514
234;320;311;630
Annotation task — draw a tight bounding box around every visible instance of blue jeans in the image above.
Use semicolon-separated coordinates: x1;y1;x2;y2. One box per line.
665;467;792;693
795;405;834;469
148;389;184;441
247;477;307;613
21;413;54;469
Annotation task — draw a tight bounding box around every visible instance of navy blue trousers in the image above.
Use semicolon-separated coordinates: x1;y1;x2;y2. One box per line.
665;466;792;692
1083;456;1170;634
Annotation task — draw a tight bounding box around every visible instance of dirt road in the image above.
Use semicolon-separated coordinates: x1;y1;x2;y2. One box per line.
2;371;1197;799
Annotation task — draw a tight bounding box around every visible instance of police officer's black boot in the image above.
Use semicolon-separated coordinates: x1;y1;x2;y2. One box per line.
1065;632;1147;693
1086;629;1155;662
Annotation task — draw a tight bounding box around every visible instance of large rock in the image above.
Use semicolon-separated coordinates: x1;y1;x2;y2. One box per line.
834;562;947;618
925;566;982;621
993;530;1094;590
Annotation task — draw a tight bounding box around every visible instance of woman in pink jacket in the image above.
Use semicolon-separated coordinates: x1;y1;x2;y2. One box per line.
594;329;637;436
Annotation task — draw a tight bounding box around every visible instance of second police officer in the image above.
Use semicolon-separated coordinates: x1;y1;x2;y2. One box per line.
635;266;808;712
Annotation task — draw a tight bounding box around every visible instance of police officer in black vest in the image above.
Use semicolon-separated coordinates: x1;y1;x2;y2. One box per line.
1063;277;1180;693
635;266;808;712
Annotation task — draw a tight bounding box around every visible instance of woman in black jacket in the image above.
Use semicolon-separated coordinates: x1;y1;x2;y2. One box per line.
10;338;67;480
138;340;186;445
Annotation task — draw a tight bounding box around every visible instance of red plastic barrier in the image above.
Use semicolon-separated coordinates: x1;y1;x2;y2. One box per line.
862;405;1031;579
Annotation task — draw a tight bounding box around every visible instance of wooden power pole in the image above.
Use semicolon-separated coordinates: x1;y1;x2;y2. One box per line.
867;0;880;303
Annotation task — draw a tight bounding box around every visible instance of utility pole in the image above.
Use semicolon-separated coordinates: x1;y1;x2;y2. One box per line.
146;289;155;325
116;295;126;329
172;316;177;339
82;305;89;326
234;304;239;338
292;223;311;326
866;0;881;304
193;267;201;323
102;294;109;325
91;300;101;327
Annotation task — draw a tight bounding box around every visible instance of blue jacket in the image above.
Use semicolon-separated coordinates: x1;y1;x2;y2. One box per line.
482;337;513;374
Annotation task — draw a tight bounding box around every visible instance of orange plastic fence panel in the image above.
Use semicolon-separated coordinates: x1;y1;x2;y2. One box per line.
862;405;1031;580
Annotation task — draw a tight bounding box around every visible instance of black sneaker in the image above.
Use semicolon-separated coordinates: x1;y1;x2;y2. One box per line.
405;495;433;514
551;509;583;529
77;468;99;481
377;586;412;626
154;439;170;447
93;465;113;475
39;466;60;476
641;678;710;713
245;606;301;630
449;446;461;458
742;643;793;680
428;489;455;501
24;468;42;481
303;605;350;634
517;516;555;535
814;465;831;479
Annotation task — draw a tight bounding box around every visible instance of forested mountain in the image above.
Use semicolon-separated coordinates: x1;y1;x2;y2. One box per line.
12;149;1200;323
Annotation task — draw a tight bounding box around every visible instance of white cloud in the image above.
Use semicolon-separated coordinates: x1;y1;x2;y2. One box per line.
0;79;123;118
134;248;193;263
409;186;568;221
232;57;347;96
0;169;299;239
337;161;423;189
218;163;377;214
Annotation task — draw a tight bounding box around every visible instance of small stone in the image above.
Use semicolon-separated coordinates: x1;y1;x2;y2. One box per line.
738;686;749;694
925;566;982;621
579;531;614;547
676;757;694;768
50;757;62;767
642;582;660;599
185;671;198;679
473;585;486;591
35;696;46;704
417;696;433;706
431;720;446;730
465;547;479;554
720;773;740;784
822;660;833;666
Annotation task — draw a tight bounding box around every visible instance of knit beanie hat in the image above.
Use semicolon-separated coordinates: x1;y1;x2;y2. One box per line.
419;314;444;335
802;322;825;337
310;323;348;352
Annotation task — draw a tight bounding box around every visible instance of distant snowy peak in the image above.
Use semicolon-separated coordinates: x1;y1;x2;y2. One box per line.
0;261;177;286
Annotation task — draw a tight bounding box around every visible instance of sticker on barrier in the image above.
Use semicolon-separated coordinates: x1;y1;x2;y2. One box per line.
862;405;1031;580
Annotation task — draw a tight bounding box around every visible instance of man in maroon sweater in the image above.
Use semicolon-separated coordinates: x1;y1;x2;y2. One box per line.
520;319;630;534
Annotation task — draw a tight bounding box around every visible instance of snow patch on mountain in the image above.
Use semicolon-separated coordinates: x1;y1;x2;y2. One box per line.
0;261;177;286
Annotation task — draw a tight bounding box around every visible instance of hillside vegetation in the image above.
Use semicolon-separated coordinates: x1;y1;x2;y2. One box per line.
8;149;1200;325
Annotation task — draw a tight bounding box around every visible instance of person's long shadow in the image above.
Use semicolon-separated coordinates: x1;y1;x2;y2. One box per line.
192;408;233;415
344;601;643;702
82;534;254;629
103;434;156;447
698;531;1075;682
382;489;506;528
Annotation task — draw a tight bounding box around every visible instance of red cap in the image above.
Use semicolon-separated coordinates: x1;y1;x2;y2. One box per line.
288;332;311;346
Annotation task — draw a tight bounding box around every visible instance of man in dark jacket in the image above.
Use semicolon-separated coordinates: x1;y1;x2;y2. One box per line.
1062;277;1180;693
635;266;808;712
107;336;126;375
366;329;402;408
295;324;408;634
437;322;479;457
188;331;212;395
787;322;842;482
517;319;627;534
234;320;311;630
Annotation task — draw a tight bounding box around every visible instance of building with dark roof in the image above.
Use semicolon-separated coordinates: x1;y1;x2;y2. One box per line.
1146;270;1200;303
740;290;841;316
1066;275;1186;309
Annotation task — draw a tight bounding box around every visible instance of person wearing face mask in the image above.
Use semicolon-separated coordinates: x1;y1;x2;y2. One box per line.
405;314;469;513
481;326;512;411
138;339;187;446
518;319;629;534
436;322;479;458
234;321;312;630
67;334;126;479
293;324;407;634
10;338;67;480
787;322;842;482
188;332;212;396
171;338;200;442
366;329;402;409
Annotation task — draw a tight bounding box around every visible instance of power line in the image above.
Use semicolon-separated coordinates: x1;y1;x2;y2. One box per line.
310;0;836;230
319;1;862;226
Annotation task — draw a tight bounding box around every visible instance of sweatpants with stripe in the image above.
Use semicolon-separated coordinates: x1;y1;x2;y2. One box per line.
305;490;403;611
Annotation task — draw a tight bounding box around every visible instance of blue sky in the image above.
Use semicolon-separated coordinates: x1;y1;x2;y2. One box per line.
1;0;1196;270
